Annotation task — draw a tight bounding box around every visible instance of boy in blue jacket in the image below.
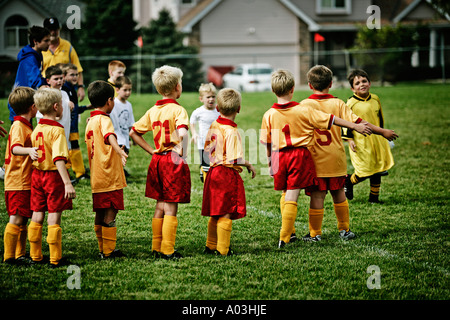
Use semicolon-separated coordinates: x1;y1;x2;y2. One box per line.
8;26;50;121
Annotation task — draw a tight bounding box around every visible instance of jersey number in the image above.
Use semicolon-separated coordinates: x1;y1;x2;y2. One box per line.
86;130;94;158
35;132;46;163
316;129;332;146
282;124;293;147
153;120;171;149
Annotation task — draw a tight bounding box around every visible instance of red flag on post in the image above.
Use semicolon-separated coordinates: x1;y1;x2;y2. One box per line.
137;36;143;48
314;33;325;42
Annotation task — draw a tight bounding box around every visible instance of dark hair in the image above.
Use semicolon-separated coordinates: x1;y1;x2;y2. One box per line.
307;65;333;91
347;69;370;88
88;80;115;107
28;26;50;46
45;65;63;79
115;76;132;89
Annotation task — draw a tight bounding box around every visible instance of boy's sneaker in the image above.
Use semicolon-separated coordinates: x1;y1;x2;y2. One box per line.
344;174;353;200
302;233;322;242
339;229;356;240
101;249;126;260
278;240;286;248
161;250;183;260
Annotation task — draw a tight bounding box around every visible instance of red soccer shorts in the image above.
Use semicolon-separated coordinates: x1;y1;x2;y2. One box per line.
145;152;191;203
31;170;72;213
305;176;346;195
5;190;32;218
202;165;246;220
271;147;317;191
93;189;124;212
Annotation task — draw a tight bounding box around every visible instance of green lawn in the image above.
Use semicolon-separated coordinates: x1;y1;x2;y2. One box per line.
0;82;448;302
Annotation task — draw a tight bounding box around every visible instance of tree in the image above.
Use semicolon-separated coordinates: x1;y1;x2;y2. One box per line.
139;9;203;93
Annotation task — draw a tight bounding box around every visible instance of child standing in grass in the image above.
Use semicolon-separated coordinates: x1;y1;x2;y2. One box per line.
260;69;372;248
190;83;219;182
130;65;190;260
202;88;256;256
85;81;128;259
300;65;398;242
343;69;395;203
29;88;76;267
3;87;38;265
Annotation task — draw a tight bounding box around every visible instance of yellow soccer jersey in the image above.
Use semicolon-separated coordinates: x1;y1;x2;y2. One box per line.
4;117;33;191
31;119;69;171
132;99;189;154
85;111;127;193
301;94;361;178
260;101;334;152
346;93;394;177
42;38;83;74
204;116;244;173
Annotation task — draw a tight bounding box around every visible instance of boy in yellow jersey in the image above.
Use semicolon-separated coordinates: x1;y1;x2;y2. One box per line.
260;69;373;248
344;69;395;203
29;88;76;267
202;88;256;256
130;65;190;260
85;80;128;259
3;87;38;265
300;65;398;241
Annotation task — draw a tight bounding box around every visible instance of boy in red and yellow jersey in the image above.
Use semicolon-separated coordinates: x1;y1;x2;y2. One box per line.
85;80;128;259
202;88;256;256
130;65;190;260
260;69;372;248
3;87;38;264
300;65;397;241
29;87;76;267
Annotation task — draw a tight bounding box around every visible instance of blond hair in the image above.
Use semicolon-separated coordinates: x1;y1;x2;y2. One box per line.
8;86;35;116
152;65;183;96
216;88;241;116
271;69;295;97
307;65;333;91
198;82;216;96
34;87;62;115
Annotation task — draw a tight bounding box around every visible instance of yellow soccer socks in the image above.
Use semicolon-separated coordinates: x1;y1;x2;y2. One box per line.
280;201;297;243
280;192;296;235
334;200;350;232
217;217;232;256
47;224;62;265
102;226;117;257
16;225;27;259
69;149;86;179
308;208;324;238
3;223;20;261
206;217;218;251
94;225;103;253
161;215;178;256
152;218;163;253
28;221;43;262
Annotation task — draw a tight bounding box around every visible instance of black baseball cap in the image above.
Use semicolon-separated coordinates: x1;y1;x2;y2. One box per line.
43;17;60;30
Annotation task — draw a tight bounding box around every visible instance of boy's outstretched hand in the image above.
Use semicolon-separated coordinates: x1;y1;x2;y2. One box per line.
382;129;398;141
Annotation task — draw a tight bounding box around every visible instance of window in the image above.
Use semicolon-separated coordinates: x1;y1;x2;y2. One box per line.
5;15;29;48
316;0;351;15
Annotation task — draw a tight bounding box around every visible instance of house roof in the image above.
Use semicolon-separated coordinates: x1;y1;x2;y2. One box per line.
393;0;450;23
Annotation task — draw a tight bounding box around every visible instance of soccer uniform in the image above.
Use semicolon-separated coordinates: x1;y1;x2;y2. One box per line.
202;116;247;220
29;118;71;265
260;101;334;190
132;98;191;203
3;117;33;261
110;98;135;151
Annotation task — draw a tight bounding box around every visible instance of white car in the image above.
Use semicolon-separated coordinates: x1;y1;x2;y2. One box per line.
222;63;273;92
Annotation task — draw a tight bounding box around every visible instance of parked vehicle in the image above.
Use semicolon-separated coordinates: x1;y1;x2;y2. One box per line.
222;63;273;92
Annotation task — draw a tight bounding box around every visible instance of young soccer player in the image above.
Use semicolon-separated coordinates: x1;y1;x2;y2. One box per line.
110;76;135;178
300;65;398;241
107;60;126;97
190;83;219;182
85;80;128;259
3;87;38;265
130;65;190;260
61;63;91;182
202;88;256;256
260;69;372;248
29;87;76;267
343;69;395;203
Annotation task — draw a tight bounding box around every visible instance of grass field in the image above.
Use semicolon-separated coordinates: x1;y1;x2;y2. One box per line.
0;82;448;304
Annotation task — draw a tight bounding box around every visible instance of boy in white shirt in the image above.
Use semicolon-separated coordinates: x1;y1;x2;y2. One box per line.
190;83;219;182
110;76;135;177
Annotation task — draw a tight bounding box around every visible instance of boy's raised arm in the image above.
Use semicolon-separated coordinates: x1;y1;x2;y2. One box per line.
333;117;372;136
12;146;39;161
130;128;155;155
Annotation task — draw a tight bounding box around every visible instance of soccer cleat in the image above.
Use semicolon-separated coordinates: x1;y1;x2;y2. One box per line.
302;233;322;242
101;249;126;260
344;174;353;200
161;250;183;260
278;240;286;248
151;250;161;259
290;233;298;242
203;246;216;255
339;229;356;240
49;257;71;269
